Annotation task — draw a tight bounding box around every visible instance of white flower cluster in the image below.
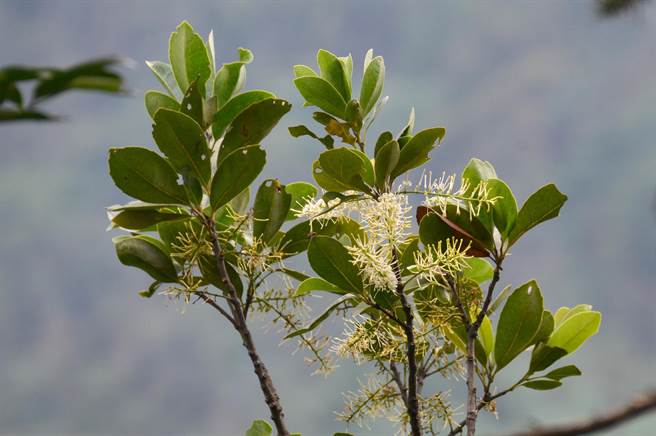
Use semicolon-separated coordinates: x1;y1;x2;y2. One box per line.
411;238;471;286
359;193;412;247
292;194;349;224
419;171;498;218
347;239;398;292
347;192;412;292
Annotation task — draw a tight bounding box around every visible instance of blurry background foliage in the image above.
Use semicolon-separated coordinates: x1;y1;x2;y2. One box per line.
0;1;655;435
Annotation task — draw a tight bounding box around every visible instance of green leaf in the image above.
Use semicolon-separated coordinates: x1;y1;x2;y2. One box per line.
487;179;517;238
33;57;124;100
417;208;489;257
522;379;562;391
293;64;318;78
462;158;497;190
217;98;291;163
110;208;187;231
532;310;555;344
211;145;266;209
359;55;384;116
494;280;544;370
294;76;346;119
314;148;372;193
168;21;211;95
152;109;210;186
317;49;351;101
138;281;161;298
146;61;178;97
463;258;494;284
108;147;188;205
230;188;250;215
544;365;582;380
553;306;571;327
391;127;446;180
308;236;363;293
374;140;400;190
179;79;209;128
479;315;495;358
487;284;512;315
145;91;179;119
245;419;272;436
289;125;334;149
529;344;569;373
508;184;568;246
253;179;292;243
212;90;275;139
113;235;177;282
399;107;415;137
558;304;593;326
295;277;347;297
285;182;318;220
374;131;394;155
546;311;601;354
285;294;355;339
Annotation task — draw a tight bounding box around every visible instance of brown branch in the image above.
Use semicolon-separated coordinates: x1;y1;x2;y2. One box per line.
391;248;422;436
200;212;290;436
389;361;409;408
509;390;656;436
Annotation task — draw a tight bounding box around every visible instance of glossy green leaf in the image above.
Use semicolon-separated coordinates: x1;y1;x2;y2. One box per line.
399;107;415;137
508;184;568;245
494;280;544;370
295;277;347;297
529;344;569;373
462;158;497;190
314;148;366;192
108;147;188;205
547;311;601;354
487;284;512;315
279;218;363;258
168;21;211;95
138;281;161;298
285;182;318;220
317;49;351;101
217;98;291;162
110;208;187;230
308;236;363;293
360;55;384;116
152;108;210;185
253;179;292;243
544;365;582;380
113;235;177;282
522;379;562;391
479;315;495;358
374;131;394;155
146;61;178;97
391;127;446;180
294;76;346;119
145;91;179;119
463;257;494;284
487;178;517;238
532;310;555;344
293;64;317;78
553;306;571;327
210;145;266;209
245;419;272;436
374;140;400;190
212;90;275;139
33;57;124;100
559;304;593;326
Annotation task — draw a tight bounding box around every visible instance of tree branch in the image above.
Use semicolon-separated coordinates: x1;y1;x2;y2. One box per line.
200;212;289;436
509;390;656;436
392;248;422;436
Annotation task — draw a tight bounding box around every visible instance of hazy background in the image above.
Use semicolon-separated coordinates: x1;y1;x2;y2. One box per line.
1;1;655;435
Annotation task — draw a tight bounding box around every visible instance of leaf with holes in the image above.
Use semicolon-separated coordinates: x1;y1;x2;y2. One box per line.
108;147;188;205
